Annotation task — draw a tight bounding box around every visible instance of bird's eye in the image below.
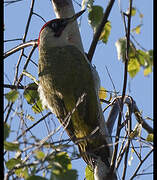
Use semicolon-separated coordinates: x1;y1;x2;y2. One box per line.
51;22;58;30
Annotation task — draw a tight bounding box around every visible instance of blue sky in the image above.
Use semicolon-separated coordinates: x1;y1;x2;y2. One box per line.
4;0;153;179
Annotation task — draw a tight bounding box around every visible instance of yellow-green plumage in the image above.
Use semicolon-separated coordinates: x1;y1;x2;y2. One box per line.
38;11;112;169
38;45;110;167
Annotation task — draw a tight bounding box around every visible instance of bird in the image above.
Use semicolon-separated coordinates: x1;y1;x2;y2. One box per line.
38;10;112;171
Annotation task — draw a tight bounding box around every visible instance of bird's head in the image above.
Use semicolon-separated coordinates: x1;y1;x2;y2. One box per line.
38;10;85;49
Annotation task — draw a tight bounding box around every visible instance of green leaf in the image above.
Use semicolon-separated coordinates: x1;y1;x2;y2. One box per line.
146;133;153;142
136;49;147;66
5;90;19;102
131;7;136;16
35;150;45;160
129;123;142;139
115;37;136;61
15;167;29;179
99;86;107;102
4;123;10;140
115;38;127;60
32;99;44;113
49;152;77;180
144;66;152;76
126;7;136;16
51;169;78;180
88;5;103;33
4;141;20;151
26;175;48;180
87;0;94;9
24;83;39;105
132;24;143;34
99;21;111;44
53;152;72;172
148;49;153;65
6;158;21;170
128;58;140;78
85;165;94;180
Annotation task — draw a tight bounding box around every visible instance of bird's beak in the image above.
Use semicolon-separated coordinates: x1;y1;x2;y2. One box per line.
67;9;86;23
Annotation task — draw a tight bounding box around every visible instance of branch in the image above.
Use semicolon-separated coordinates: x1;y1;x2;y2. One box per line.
110;0;133;173
3;40;38;59
3;84;37;90
16;112;52;140
106;95;153;135
87;0;115;62
130;149;153;180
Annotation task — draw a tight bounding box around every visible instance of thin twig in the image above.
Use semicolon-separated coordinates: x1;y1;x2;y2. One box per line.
110;0;133;173
3;40;38;59
16;112;52;140
16;45;37;86
122;100;132;180
3;84;37;90
130;149;153;180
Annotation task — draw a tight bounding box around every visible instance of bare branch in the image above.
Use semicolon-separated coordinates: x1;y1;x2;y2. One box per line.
16;45;37;86
107;95;153;135
3;84;37;90
110;0;133;173
3;40;38;59
16;112;52;140
130;149;153;180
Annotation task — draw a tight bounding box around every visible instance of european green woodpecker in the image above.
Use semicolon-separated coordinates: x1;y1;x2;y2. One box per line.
38;10;112;170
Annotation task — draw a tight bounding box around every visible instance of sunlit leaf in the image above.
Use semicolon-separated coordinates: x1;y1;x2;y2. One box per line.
4;123;10;140
85;165;94;180
144;66;152;76
129;123;142;139
148;49;153;65
87;0;94;9
6;158;21;170
128;58;140;78
4;141;20;151
49;152;77;180
24;83;39;105
53;152;72;171
88;5;103;33
99;86;107;102
115;38;126;60
136;49;147;66
115;37;136;62
132;24;142;34
99;21;111;44
5;90;19;102
51;169;78;180
32;99;44;113
15;167;29;179
146;133;153;142
131;7;136;16
35;150;45;160
126;7;136;16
